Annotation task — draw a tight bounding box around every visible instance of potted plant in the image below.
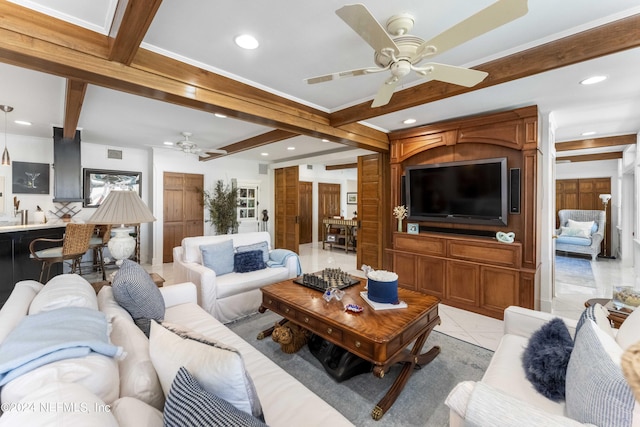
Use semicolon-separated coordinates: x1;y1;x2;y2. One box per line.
201;180;239;235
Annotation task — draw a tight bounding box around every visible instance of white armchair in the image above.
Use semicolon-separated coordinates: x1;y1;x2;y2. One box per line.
555;209;605;261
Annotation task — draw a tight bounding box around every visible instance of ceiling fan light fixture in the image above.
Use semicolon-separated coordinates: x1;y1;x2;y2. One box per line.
580;75;607;85
235;34;259;50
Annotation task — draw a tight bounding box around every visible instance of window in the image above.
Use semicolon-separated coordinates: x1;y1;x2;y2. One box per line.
237;183;259;221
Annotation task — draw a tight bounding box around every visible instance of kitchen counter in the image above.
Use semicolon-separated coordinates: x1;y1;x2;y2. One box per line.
0;225;67;307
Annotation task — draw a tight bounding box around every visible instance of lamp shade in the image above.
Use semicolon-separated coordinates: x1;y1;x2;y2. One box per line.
88;190;156;225
599;194;612;204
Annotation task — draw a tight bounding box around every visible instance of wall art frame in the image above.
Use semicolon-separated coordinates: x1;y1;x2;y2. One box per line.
347;192;357;205
83;168;141;207
12;161;50;194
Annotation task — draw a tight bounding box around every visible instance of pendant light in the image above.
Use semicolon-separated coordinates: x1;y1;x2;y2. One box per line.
1;105;13;166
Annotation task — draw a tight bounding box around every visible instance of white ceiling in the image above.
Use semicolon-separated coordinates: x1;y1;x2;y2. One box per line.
2;0;640;164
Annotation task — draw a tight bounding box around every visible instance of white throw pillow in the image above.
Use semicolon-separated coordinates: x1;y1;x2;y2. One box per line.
0;382;118;427
148;321;263;418
560;226;591;238
111;397;163;427
566;219;595;236
29;274;97;315
1;353;119;405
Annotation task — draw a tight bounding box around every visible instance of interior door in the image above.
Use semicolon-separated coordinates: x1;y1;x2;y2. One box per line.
274;166;300;252
317;183;341;241
163;172;204;263
299;181;312;244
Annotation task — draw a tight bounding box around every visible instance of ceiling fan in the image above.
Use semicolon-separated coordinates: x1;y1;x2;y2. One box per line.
170;132;227;157
304;1;528;107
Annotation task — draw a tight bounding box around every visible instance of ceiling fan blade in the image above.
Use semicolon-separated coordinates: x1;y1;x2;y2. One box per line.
416;0;528;58
371;78;399;108
336;4;399;55
304;66;389;84
415;63;488;87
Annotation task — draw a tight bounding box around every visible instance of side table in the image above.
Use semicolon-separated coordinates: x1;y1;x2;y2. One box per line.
91;272;165;294
584;298;631;328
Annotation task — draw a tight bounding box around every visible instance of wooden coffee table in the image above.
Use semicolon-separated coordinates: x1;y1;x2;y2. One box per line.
259;279;441;420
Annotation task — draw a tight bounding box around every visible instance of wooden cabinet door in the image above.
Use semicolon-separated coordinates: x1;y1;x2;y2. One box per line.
417;257;445;298
446;261;479;307
393;252;416;291
480;266;519;317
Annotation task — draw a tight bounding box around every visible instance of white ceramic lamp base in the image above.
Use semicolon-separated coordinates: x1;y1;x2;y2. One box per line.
107;227;136;265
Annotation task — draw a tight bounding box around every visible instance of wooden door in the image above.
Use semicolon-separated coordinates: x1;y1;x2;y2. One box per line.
357;153;390;270
556;177;612;256
163;172;204;263
274;166;299;252
299;181;312;244
317;183;341;241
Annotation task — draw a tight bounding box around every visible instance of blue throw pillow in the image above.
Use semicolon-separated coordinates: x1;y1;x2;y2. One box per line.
234;250;265;273
236;241;269;264
164;367;267;427
522;317;574;401
200;240;234;276
112;259;165;337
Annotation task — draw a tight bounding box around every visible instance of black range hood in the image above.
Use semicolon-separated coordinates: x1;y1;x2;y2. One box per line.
52;126;84;203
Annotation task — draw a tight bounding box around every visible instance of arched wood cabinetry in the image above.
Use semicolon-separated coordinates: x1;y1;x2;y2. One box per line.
386;106;541;319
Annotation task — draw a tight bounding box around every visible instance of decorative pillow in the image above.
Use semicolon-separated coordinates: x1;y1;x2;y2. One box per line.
234;250;266;273
576;303;614;338
521;318;573;401
560;227;591;239
148;321;263;418
0;382;118;427
111;396;163;427
567;219;596;235
112;260;165;337
29;274;97;315
236;241;269;264
164;367;267;427
565;319;636;427
200;240;234;275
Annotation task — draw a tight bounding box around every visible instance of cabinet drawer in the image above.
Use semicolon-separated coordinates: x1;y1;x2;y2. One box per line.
448;240;521;268
394;234;445;256
342;331;374;359
296;313;343;341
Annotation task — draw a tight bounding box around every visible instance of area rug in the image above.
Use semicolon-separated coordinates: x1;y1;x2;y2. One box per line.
555;255;596;288
228;311;493;427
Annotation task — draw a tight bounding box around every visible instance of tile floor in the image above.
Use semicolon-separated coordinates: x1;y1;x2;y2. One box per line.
143;243;638;352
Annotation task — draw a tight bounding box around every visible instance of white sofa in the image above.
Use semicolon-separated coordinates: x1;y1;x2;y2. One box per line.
0;276;353;426
446;305;640;426
172;231;300;323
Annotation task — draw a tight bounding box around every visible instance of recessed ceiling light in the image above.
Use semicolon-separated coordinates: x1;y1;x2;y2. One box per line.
287;146;295;151
163;141;174;146
580;75;607;85
214;113;227;118
235;34;259;50
260;152;269;156
321;139;330;142
581;131;596;136
403;118;416;124
14;120;31;126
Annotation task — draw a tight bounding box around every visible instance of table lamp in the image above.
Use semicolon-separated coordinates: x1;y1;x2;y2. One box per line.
87;190;156;265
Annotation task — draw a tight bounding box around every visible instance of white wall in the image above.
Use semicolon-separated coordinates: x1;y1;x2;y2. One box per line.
299;163;357;243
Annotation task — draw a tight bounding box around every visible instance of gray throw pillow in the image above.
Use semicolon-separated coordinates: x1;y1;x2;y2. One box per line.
112;259;165;336
236;241;269;264
200;240;234;275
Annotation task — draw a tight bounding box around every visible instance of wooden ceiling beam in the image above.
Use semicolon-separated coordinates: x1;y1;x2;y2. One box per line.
108;0;163;65
63;79;87;139
555;134;636;151
330;13;640;127
199;129;298;161
557;151;623;163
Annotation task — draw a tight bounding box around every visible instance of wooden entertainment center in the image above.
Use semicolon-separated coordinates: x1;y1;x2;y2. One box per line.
386;106;541;319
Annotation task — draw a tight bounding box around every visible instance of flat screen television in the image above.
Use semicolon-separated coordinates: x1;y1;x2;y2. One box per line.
405;157;508;226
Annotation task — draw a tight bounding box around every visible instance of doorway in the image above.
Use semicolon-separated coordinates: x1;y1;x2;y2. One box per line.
317;183;341;242
299;181;312;244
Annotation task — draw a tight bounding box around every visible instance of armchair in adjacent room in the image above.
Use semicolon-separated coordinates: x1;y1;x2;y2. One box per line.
555;209;605;261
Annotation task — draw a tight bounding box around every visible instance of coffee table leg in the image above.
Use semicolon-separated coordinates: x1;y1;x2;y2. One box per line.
371;322;441;420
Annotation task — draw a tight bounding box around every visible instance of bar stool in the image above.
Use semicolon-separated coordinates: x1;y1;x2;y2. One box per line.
29;223;95;283
89;224;111;281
